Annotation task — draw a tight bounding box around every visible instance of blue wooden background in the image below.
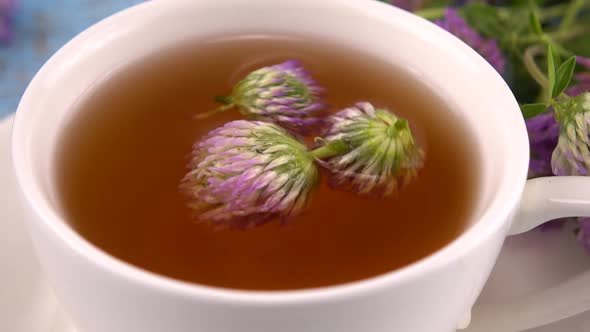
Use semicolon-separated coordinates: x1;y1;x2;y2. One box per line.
0;0;144;119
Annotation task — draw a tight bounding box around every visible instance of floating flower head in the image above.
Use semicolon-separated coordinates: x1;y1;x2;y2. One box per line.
317;102;425;196
551;92;590;176
435;8;505;74
566;57;590;97
199;60;327;135
183;103;425;226
526;111;559;178
181;120;319;228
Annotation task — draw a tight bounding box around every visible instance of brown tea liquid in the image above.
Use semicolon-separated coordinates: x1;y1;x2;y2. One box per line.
56;35;480;290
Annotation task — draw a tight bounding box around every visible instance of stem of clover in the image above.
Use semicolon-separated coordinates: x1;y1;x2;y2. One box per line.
522;0;588;104
194;96;235;119
524;45;549;90
518;23;590;51
416;1;590;56
310;138;349;159
522;44;569;106
522;44;578;119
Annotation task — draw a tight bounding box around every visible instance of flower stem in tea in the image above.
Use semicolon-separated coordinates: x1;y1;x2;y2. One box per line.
309;139;349;160
182;102;424;228
195;60;327;135
193;102;235;119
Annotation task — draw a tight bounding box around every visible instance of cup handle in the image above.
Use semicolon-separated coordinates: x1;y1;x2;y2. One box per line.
464;176;590;331
510;176;590;235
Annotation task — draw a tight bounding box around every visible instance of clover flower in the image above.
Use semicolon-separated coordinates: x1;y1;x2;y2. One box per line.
198;60;327;135
181;120;319;228
551;92;590;176
317;102;424;196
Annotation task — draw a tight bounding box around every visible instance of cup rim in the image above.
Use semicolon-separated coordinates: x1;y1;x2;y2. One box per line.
12;0;529;304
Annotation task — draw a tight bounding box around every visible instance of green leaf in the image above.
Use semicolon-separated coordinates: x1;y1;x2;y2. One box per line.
550;43;562;68
553;56;577;98
528;11;543;36
521;103;548;118
547;45;556;101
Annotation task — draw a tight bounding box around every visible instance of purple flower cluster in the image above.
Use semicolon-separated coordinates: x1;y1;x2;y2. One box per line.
527;92;590;251
578;217;590;254
0;0;15;43
435;8;505;74
566;57;590;97
318;102;424;196
526;58;590;178
526;112;559;177
386;0;590;255
227;60;327;135
181;120;318;228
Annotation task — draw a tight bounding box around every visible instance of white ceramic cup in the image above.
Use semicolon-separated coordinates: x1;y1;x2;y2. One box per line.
11;1;590;331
